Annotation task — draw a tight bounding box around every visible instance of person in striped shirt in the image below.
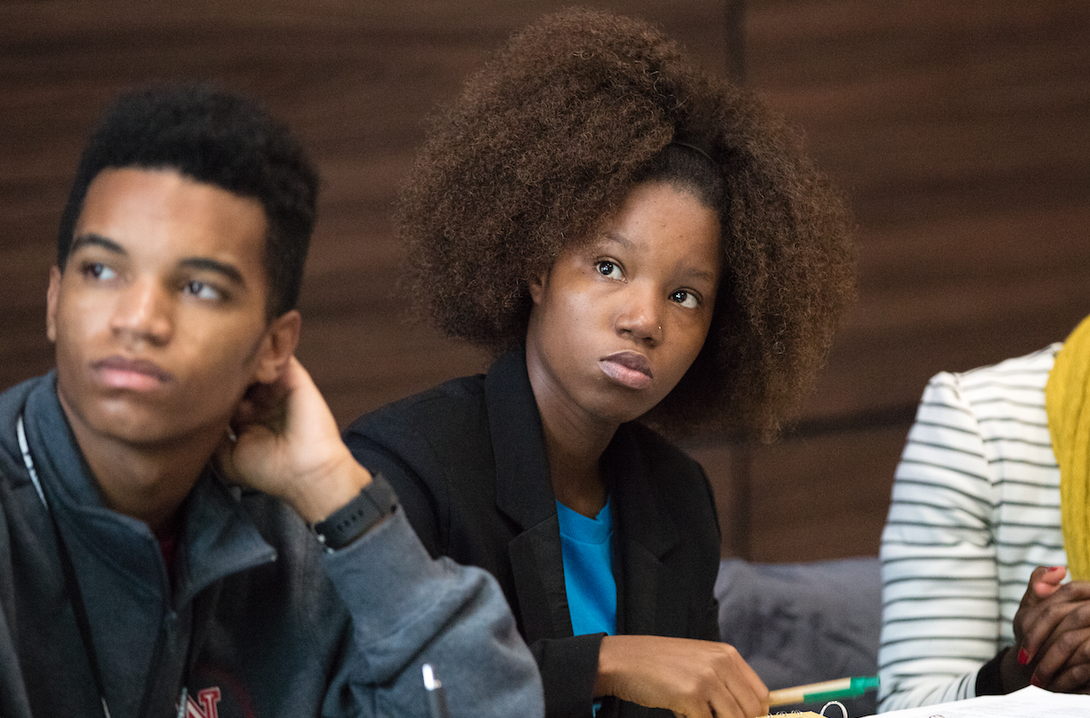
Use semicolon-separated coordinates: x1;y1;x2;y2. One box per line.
878;316;1090;710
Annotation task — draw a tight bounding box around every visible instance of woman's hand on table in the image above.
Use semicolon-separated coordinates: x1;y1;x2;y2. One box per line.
594;634;769;717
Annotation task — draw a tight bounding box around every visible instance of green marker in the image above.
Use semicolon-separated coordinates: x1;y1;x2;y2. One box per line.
768;676;880;707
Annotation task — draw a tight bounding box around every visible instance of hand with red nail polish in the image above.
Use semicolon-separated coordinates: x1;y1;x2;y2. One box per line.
1010;565;1090;694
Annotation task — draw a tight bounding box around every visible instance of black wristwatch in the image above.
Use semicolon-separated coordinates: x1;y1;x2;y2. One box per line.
311;474;398;552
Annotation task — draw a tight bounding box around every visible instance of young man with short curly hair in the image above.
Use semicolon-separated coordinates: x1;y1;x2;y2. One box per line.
0;84;542;718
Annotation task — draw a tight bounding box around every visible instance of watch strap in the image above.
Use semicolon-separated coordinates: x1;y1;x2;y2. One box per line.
311;473;398;552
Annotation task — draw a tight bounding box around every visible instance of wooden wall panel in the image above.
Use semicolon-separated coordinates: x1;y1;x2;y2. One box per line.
726;0;1090;561
2;0;1088;562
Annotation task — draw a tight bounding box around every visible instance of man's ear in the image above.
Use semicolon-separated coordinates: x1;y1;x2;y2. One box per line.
253;309;302;384
46;266;62;343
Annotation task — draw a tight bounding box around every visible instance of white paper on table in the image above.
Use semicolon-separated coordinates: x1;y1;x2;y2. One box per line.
869;685;1090;718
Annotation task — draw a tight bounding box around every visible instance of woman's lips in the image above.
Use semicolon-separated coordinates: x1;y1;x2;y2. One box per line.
599;351;653;390
92;356;174;391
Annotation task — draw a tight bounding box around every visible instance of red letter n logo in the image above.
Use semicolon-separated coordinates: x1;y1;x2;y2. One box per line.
183;687;222;718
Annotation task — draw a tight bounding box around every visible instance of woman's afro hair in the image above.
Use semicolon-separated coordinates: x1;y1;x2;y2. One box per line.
397;7;857;440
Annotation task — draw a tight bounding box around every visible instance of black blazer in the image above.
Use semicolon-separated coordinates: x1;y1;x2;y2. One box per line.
344;350;721;718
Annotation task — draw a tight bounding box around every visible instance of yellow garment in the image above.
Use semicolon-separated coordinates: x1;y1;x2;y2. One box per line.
1046;314;1090;581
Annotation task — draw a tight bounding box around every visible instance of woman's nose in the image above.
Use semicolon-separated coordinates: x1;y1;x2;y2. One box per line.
615;285;663;344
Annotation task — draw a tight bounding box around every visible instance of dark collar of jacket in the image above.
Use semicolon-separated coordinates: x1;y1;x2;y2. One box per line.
15;371;277;607
1;372;283;715
484;349;683;644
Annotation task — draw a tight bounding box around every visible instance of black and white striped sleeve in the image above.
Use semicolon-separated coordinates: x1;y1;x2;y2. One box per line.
877;347;1064;711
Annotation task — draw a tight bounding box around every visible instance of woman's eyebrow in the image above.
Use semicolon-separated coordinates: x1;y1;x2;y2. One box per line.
599;231;718;284
598;231;633;249
679;266;719;285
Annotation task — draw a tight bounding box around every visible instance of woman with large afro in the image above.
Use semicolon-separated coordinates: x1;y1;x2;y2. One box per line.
345;8;856;718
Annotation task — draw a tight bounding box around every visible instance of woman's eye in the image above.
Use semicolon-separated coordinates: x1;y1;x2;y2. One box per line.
671;290;700;309
184;280;222;301
595;260;620;278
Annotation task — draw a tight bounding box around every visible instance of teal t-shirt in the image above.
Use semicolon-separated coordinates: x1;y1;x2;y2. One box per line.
556;498;617;637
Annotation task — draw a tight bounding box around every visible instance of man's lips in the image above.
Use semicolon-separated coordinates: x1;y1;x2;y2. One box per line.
599;351;653;390
91;356;174;390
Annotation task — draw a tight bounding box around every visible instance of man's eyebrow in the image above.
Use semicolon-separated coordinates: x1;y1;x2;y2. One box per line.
179;257;246;286
70;233;126;256
70;233;246;287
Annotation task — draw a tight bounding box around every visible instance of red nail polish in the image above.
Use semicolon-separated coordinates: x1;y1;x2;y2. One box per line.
1031;674;1042;687
1018;648;1029;665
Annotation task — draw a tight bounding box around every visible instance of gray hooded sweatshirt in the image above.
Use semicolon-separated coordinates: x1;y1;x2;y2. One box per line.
0;373;543;718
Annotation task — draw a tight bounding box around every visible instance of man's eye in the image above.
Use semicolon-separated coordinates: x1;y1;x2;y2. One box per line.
184;280;221;301
82;262;117;281
671;290;700;309
596;260;620;278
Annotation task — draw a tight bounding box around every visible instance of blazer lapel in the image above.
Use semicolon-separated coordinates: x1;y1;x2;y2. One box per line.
607;426;682;637
485;350;573;644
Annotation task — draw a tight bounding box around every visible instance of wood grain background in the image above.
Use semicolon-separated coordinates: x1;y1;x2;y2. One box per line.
2;0;1088;561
